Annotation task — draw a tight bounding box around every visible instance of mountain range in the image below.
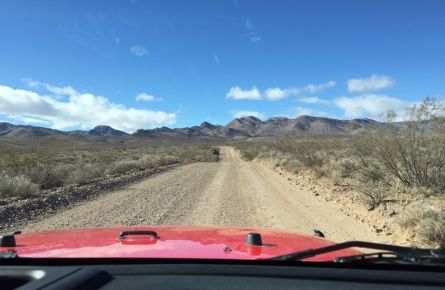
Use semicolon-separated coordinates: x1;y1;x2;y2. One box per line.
0;115;383;140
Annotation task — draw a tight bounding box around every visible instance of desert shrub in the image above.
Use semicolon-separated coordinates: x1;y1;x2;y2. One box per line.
209;147;220;156
399;205;445;248
336;158;356;178
107;160;141;175
311;165;327;178
0;174;39;198
279;158;303;174
294;143;327;169
358;181;390;210
327;158;356;185
354;98;445;194
328;163;342;185
66;164;103;185
40;164;74;189
137;155;159;168
177;146;220;162
241;148;261;161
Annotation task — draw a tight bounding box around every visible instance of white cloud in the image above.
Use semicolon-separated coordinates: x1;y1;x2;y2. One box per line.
213;54;220;64
130;45;149;57
244;18;261;43
231;110;264;119
0;84;176;133
226;86;262;100
245;18;255;30
23;79;76;96
135;92;162;102
7;115;50;125
297;96;330;104
347;74;395;93
334;94;408;120
226;81;336;101
264;87;288;101
289;107;313;118
303;81;336;93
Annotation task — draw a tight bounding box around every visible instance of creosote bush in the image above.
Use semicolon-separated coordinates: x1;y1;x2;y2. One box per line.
354;97;445;195
0;174;39;198
357;181;390;210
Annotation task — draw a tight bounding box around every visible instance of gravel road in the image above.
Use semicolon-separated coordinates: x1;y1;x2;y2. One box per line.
22;146;383;243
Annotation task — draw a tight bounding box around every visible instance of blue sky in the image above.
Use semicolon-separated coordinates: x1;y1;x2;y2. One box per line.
0;0;444;132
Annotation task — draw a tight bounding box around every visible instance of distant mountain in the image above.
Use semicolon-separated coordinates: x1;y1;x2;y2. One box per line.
0;115;388;141
86;125;129;137
0;123;128;139
130;115;381;139
0;122;65;138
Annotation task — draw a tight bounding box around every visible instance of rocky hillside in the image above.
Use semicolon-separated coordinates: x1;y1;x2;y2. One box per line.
0;115;385;140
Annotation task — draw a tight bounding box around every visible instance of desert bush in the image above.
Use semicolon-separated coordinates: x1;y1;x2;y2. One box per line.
107;160;141;175
66;164;103;185
241;148;261;161
358;181;390;210
0;174;39;198
293;141;327;169
399;205;445;248
40;164;74;189
177;146;220;162
354;98;445;194
336;158;356;178
279;158;304;174
328;163;342;185
210;147;220;156
0;140;222;198
327;158;356;185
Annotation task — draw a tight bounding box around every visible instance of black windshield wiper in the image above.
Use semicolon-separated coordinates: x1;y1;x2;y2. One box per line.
269;241;445;265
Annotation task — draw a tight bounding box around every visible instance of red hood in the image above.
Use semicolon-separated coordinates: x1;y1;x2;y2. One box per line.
2;226;361;261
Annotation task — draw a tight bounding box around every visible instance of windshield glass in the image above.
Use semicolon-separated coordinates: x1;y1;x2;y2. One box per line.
0;0;444;261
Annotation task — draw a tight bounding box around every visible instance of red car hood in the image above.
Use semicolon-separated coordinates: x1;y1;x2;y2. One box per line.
2;226;361;261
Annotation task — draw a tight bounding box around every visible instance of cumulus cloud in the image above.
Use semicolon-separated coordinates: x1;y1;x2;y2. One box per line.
264;87;288;101
334;94;408;120
304;81;336;93
130;45;149;57
135;92;162;102
347;74;395;93
226;81;336;101
231;110;264;119
0;83;176;133
289;107;313;118
23;78;77;96
226;86;262;100
297;96;330;104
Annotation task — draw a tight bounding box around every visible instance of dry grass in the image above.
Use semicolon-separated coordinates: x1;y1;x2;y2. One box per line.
0;140;220;198
399;205;445;248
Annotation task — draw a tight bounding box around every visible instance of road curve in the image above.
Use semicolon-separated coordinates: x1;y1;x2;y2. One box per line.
23;146;383;243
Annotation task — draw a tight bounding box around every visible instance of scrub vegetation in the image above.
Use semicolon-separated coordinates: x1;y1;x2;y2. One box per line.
0;140;220;199
235;98;445;248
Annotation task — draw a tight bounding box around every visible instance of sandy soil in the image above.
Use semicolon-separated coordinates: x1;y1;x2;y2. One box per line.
22;147;388;244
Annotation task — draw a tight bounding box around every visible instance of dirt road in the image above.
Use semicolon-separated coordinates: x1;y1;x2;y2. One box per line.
23;146;384;243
